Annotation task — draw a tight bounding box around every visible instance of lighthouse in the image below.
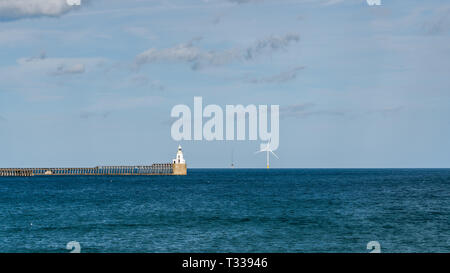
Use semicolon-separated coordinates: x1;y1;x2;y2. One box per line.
172;145;187;175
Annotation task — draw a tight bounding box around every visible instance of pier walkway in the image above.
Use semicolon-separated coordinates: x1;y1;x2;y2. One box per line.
0;163;174;177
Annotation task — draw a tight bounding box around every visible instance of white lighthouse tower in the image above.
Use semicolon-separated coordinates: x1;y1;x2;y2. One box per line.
173;145;185;164
172;145;187;175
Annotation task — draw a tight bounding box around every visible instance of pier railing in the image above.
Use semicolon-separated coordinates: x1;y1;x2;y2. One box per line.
0;163;174;177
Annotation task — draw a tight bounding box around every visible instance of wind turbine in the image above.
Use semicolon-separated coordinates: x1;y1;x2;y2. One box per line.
255;141;279;169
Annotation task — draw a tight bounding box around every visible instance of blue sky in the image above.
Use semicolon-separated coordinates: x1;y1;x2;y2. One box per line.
0;0;450;168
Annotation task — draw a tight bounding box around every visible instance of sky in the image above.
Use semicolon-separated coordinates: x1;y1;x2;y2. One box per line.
0;0;450;168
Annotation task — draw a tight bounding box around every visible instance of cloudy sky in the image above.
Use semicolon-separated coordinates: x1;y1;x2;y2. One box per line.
0;0;449;168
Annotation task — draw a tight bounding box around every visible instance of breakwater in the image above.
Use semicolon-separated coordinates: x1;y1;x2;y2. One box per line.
0;163;187;177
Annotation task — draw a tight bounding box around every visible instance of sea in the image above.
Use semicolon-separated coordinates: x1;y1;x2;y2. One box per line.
0;169;449;253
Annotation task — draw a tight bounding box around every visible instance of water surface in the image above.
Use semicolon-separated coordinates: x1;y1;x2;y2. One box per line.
0;169;449;252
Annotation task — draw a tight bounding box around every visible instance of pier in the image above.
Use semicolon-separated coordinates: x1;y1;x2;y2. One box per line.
0;146;187;177
0;164;177;177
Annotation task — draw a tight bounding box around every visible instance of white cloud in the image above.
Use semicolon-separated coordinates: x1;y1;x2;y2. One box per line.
14;55;100;76
53;63;85;75
22;50;47;62
0;0;80;20
245;66;305;84
281;104;346;119
0;54;105;102
135;33;300;70
322;0;345;6
227;0;265;3
0;55;105;96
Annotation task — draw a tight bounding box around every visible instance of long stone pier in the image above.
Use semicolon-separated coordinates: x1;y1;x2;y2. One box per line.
0;163;181;177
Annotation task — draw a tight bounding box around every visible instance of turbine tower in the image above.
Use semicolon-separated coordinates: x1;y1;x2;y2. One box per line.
256;141;279;169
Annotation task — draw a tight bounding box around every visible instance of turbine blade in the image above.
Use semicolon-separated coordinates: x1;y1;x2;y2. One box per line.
270;150;279;159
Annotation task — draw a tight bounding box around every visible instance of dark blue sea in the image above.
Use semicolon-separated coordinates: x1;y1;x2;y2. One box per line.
0;169;449;253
